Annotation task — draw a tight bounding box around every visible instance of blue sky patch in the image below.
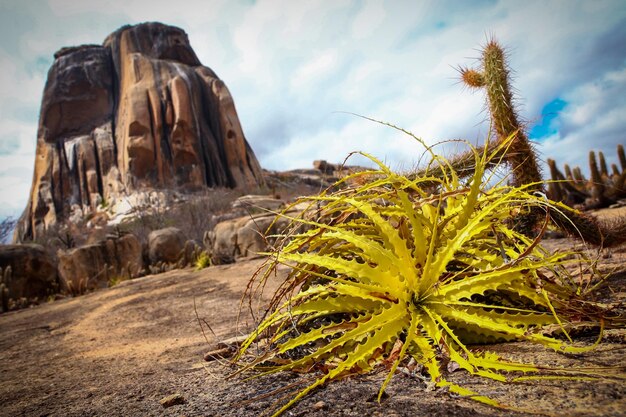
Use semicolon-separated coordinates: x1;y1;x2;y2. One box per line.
0;135;20;155
529;98;567;140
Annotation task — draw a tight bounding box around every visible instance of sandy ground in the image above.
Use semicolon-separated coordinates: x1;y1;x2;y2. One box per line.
1;237;625;417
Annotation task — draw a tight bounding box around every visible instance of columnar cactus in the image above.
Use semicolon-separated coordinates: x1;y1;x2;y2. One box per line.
573;167;584;183
618;144;626;170
564;164;573;180
411;39;624;246
547;144;626;210
460;40;542;189
460;40;543;235
612;164;620;177
455;39;626;246
547;159;564;203
598;151;609;178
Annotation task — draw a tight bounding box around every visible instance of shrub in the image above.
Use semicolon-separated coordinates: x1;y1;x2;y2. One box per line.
195;251;212;270
108;275;127;287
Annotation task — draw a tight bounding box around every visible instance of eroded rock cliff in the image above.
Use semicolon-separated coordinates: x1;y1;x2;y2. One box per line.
15;22;264;242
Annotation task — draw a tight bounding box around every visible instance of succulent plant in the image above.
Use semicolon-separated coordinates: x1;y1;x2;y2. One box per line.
458;41;544;236
236;138;614;416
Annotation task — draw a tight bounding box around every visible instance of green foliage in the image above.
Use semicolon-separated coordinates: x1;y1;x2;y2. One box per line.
108;276;126;287
99;196;109;209
195;251;212;270
235;137;611;416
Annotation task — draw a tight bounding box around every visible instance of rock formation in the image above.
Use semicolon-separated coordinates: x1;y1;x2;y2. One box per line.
57;233;143;291
15;22;264;242
147;227;186;265
0;244;59;299
205;214;289;264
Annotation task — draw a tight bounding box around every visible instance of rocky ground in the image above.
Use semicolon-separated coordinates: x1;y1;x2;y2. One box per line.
1;229;626;416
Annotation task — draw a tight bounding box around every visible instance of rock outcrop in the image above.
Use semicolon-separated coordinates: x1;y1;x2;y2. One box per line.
0;244;59;299
205;212;293;264
16;22;264;242
57;233;143;291
147;227;186;264
232;195;285;211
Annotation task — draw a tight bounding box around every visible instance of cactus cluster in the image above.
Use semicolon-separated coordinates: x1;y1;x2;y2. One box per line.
1;266;11;313
547;144;626;210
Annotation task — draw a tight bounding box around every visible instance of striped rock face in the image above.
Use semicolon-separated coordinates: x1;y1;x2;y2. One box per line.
15;22;264;242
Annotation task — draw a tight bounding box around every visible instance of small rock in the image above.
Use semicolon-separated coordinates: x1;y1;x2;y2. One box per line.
160;393;186;408
446;360;460;373
313;401;326;410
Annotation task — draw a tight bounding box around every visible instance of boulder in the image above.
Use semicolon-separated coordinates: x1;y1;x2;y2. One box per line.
205;220;240;264
15;22;264;242
0;244;59;299
148;227;186;264
57;234;143;291
232;195;285;211
207;214;292;263
235;215;290;258
313;160;336;175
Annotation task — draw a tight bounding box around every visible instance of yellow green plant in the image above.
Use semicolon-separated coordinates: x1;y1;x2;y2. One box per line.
234;135;612;416
195;251;212;270
108;275;126;287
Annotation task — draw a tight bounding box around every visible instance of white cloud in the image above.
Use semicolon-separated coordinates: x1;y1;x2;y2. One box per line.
0;151;35;219
290;50;339;90
351;0;387;39
538;66;626;177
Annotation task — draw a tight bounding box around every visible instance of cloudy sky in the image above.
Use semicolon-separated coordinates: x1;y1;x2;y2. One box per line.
0;0;625;219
